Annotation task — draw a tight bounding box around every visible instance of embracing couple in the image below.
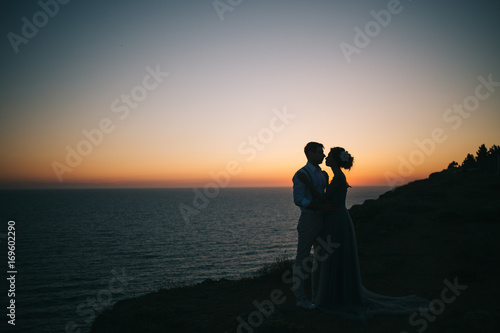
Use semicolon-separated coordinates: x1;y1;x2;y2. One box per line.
292;142;429;321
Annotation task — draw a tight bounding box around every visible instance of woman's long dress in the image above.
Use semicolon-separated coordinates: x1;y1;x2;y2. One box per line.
313;172;430;321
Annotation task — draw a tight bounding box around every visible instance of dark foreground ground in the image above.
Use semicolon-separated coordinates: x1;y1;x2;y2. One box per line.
91;170;500;333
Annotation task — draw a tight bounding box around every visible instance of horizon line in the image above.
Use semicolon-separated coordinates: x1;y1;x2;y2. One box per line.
0;184;393;190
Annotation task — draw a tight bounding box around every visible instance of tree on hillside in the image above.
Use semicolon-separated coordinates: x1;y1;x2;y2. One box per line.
452;144;499;173
447;161;458;169
488;145;500;157
476;144;488;164
462;153;476;170
488;145;500;173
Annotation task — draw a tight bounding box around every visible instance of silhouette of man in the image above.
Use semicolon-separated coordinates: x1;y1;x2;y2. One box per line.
292;142;332;310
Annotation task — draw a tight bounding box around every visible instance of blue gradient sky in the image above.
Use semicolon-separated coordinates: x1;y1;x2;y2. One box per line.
1;0;499;188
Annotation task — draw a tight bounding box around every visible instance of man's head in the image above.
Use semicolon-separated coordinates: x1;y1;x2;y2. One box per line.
304;142;325;166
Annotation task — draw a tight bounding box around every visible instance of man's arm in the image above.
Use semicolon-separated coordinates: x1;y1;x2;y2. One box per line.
292;171;311;208
297;172;326;202
293;171;336;212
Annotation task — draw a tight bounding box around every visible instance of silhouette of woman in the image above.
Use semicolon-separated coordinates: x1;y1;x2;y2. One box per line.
305;147;430;321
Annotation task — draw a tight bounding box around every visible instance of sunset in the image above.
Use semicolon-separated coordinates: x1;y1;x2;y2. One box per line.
1;1;500;332
2;0;499;189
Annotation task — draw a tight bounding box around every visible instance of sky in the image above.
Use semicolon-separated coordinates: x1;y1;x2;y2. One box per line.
1;0;499;188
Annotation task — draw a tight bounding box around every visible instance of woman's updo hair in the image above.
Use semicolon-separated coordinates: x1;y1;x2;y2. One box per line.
329;147;354;170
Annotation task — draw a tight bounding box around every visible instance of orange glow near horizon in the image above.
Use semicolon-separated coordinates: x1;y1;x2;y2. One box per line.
0;146;460;188
2;119;499;189
2;123;499;189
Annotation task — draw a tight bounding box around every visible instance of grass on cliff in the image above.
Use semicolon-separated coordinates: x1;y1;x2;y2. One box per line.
250;251;294;279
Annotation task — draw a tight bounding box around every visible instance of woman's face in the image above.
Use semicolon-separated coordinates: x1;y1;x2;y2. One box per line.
325;153;334;167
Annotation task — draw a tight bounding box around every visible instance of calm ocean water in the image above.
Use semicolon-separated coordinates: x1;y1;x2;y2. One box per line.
0;186;388;333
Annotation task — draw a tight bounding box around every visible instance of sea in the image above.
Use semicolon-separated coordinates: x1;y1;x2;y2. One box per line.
0;186;389;333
